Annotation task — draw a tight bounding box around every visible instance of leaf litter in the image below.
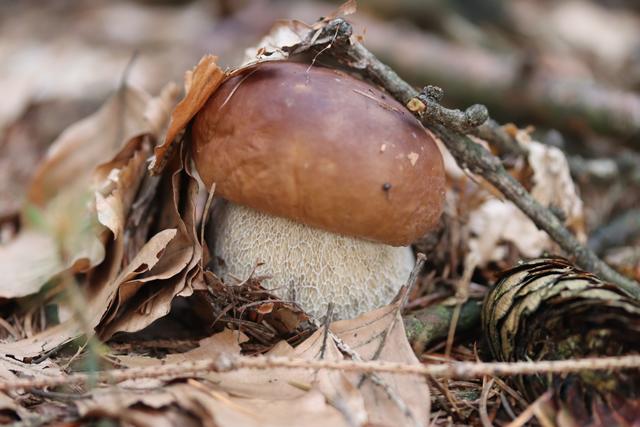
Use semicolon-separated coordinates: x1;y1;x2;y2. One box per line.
0;6;434;423
0;1;633;426
85;301;426;427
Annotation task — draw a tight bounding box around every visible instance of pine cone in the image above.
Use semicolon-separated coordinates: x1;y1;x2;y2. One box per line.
482;257;640;424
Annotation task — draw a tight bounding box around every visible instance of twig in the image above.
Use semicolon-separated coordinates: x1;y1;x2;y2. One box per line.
479;377;495;427
492;377;529;411
475;118;527;159
367;253;426;366
504;391;552;427
434;124;639;297
2;353;639;392
319;302;334;360
354;253;427;426
499;392;518;421
331;331;422;427
569;153;640;185
409;86;488;134
337;12;640;140
404;300;481;353
588;208;640;255
444;257;476;359
292;18;640;298
0;317;19;341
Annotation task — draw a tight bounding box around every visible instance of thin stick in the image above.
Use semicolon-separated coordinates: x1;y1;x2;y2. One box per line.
291;18;640;298
479;377;496;427
319;303;334;360
331;331;422;427
6;353;640;392
445;257;476;359
504;391;552;427
355;252;426;401
367;252;426;366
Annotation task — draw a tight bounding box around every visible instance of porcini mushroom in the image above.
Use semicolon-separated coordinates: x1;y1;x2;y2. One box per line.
192;61;445;319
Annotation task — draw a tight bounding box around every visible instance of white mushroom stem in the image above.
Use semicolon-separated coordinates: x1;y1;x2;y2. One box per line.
210;201;415;320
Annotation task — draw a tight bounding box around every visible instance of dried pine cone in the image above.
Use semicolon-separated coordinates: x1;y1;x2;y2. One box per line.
482;257;640;424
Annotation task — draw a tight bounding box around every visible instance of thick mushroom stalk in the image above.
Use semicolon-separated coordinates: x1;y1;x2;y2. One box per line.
192;61;445;320
212;202;414;320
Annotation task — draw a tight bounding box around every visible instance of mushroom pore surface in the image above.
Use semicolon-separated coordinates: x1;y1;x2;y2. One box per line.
211;201;414;320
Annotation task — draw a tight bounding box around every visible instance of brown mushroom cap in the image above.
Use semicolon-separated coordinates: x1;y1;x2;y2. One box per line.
192;61;445;246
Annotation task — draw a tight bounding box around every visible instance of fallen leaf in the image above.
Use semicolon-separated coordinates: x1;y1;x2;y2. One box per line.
438;130;586;267
108;300;429;427
0;231;64;298
150;55;225;175
117;329;246;369
0;392;26;421
312;0;357;29
0;85;168;304
86;324;363;427
332;304;431;427
0;84;179;358
76;386;180;427
0;353;62;421
242;20;311;64
97;157;202;339
522;131;585;240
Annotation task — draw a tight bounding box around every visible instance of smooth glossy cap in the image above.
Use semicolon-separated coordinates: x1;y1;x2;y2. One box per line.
192;61;445;246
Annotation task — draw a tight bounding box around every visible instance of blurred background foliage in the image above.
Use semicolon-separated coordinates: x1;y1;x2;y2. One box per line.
2;0;639;255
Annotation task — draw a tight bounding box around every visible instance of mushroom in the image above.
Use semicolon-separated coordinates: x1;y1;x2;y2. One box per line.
192;61;445;320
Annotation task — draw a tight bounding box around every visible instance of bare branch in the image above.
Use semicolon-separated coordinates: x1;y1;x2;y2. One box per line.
292;18;640;297
3;353;639;392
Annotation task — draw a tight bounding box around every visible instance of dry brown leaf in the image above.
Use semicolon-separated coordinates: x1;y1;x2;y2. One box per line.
170;382;361;427
0;353;62;420
108;301;429;427
473;136;583;263
0;85;180;358
117;329;246;369
521;132;585;241
90;327;361;427
76;387;179;427
0;392;27;421
96;228;179;323
444;131;586;266
28;86;158;205
0;231;64;298
241;0;356;65
150;55;225;175
243;20;311;64
308;0;357;31
332;304;431;427
0;228;187;359
0;85;173;304
165;328;246;362
82;380;359;427
0;215;176;359
98;159;203;339
111;327;365;426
